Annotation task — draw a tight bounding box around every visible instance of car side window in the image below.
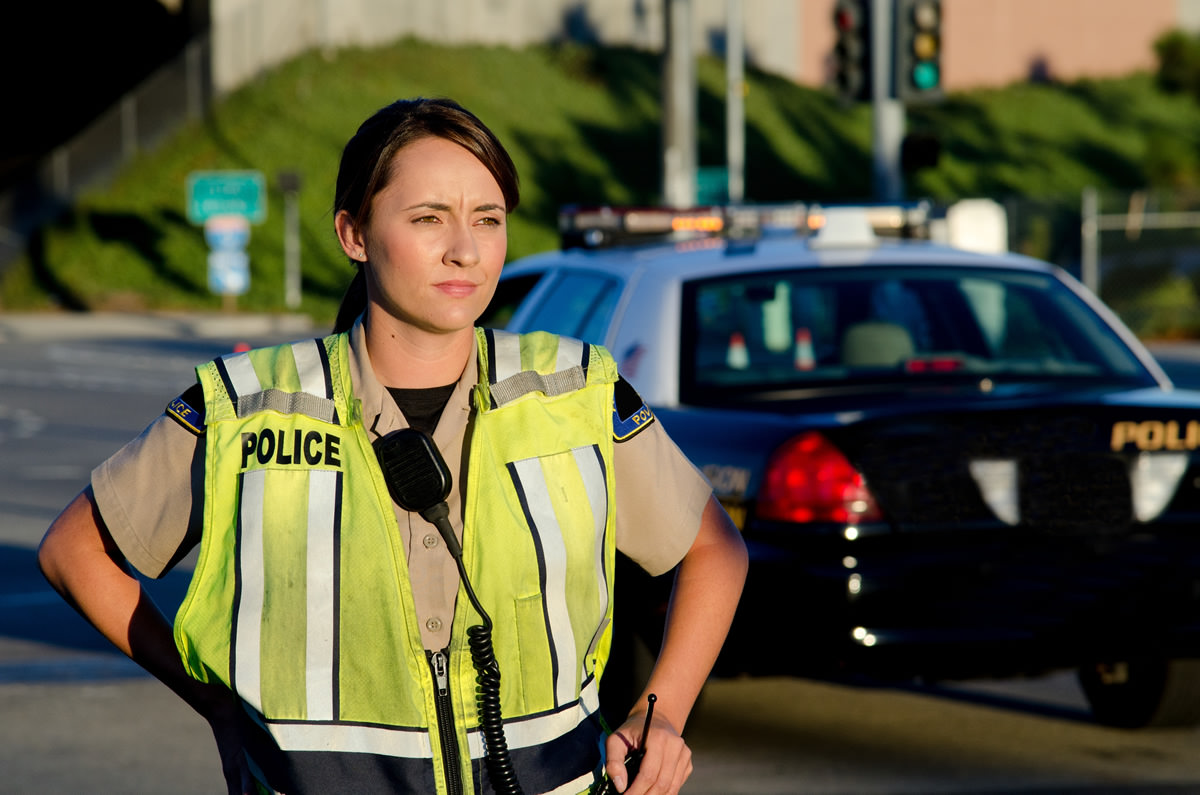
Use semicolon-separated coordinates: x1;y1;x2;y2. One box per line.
523;272;621;343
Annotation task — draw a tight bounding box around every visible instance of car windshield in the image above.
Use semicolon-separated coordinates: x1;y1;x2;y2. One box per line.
681;265;1154;400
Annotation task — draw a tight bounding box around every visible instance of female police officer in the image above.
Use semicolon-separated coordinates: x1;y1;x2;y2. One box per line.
38;97;747;795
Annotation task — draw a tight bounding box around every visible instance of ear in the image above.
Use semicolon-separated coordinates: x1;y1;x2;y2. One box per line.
335;210;368;262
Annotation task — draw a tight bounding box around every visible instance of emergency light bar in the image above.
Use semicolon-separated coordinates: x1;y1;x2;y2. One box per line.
558;201;937;250
559;206;727;249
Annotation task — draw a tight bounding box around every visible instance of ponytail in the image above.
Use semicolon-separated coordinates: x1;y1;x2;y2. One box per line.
333;268;368;333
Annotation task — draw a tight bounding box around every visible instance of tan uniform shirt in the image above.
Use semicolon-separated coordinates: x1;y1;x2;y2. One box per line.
93;321;712;650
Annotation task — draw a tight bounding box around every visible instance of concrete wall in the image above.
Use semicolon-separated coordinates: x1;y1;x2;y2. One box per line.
210;0;802;95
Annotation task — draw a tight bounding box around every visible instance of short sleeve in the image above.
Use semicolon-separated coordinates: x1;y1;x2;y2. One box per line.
91;393;205;579
612;384;712;576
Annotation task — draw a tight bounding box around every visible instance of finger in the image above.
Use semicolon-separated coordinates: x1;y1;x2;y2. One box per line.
603;734;631;793
631;733;689;795
666;743;693;795
625;747;667;795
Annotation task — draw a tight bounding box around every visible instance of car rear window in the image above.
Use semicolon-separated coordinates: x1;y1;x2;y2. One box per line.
680;265;1154;400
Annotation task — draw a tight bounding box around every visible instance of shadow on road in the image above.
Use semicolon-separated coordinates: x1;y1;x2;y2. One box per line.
0;543;192;682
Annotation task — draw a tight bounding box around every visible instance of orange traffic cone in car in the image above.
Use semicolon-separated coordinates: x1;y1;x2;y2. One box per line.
794;328;815;370
727;332;749;370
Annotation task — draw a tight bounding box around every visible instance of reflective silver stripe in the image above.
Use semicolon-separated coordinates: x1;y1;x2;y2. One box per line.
235;469;267;713
225;352;263;400
465;677;601;756
306;470;338;722
487;331;589;406
490;368;587;407
555;336;584;372
573;445;611;669
544;772;597;795
227;341;336;421
267;720;433;758
238;390;338;424
491;329;524;383
512;456;577;707
268;681;599;762
291;339;329;399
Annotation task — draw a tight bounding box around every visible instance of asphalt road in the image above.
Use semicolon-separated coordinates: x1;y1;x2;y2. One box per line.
4;313;1200;794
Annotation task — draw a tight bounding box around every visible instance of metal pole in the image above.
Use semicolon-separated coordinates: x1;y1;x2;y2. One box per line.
284;193;300;309
872;0;904;202
1081;185;1099;293
280;171;302;310
186;39;204;121
726;0;745;203
121;96;138;161
663;0;696;207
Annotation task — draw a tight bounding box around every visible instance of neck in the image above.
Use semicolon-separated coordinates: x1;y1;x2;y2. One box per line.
363;311;474;388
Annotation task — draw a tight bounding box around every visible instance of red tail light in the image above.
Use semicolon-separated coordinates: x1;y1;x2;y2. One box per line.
757;431;883;523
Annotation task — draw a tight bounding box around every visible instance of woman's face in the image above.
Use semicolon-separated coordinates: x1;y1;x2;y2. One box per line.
338;136;508;337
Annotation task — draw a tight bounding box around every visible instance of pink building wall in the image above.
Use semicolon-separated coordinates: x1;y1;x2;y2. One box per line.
797;0;1181;91
944;0;1177;89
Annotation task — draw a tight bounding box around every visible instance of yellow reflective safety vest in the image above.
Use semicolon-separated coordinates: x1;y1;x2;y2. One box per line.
174;328;619;795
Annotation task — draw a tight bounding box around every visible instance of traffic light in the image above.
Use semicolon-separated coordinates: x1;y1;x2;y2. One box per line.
895;0;943;103
832;0;871;103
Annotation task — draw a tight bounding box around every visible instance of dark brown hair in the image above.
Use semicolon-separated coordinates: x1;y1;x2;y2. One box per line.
332;97;520;333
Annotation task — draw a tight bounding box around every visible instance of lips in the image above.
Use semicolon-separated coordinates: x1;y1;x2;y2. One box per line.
435;280;479;298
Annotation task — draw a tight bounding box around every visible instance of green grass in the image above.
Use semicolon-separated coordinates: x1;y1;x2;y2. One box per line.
5;38;1200;328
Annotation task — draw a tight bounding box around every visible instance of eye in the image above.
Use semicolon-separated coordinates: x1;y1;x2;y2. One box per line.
477;215;504;227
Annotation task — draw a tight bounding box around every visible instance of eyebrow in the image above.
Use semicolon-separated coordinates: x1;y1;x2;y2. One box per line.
404;202;506;213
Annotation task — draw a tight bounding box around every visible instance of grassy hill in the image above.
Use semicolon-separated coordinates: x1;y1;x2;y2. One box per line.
5;38;1200;328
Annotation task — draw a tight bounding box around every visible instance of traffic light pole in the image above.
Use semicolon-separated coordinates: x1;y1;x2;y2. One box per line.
871;0;905;202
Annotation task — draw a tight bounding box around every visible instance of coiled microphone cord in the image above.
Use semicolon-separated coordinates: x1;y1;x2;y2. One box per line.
454;551;523;795
374;430;524;795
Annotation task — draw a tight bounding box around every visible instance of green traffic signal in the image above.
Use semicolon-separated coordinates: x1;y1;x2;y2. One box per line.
912;61;940;91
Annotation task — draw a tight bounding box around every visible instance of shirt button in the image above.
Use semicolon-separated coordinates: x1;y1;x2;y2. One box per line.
423;534;439;549
426;617;443;633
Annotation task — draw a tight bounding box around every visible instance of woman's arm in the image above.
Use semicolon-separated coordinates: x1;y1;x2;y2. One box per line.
38;488;255;794
604;494;748;794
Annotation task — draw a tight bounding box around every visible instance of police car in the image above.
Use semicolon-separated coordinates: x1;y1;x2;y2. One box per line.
482;201;1200;729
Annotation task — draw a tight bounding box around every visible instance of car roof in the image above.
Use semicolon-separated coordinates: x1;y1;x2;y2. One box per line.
504;231;1062;282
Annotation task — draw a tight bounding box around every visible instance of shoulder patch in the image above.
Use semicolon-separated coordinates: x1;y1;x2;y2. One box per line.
165;383;206;435
612;376;655;442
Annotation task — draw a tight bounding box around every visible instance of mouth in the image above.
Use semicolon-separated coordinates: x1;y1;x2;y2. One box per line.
435;280;479;298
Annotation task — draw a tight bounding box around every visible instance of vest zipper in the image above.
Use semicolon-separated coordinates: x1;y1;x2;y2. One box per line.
429;649;464;795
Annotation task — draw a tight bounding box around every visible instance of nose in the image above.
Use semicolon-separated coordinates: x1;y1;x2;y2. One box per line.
444;218;481;268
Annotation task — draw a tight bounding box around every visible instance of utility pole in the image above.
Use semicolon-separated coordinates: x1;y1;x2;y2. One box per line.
726;0;745;203
663;0;697;207
871;0;904;202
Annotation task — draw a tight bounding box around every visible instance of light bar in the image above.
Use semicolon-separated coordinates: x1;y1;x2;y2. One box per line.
558;201;936;250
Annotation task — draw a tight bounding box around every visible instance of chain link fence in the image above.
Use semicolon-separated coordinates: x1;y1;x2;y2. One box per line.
1080;187;1200;338
0;35;213;269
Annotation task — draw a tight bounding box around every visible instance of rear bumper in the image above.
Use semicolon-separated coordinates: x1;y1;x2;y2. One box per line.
715;524;1200;680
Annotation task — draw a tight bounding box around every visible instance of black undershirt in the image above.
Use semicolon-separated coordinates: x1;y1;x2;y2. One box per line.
386;383;457;436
